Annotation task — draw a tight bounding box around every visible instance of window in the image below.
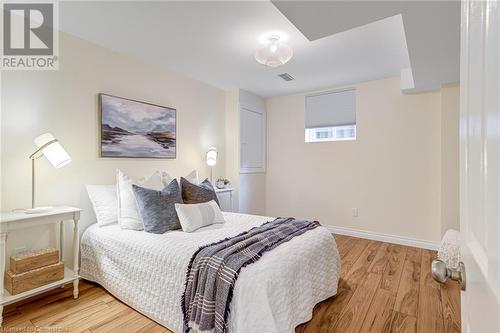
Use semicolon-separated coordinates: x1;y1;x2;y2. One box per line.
305;125;356;142
305;89;356;142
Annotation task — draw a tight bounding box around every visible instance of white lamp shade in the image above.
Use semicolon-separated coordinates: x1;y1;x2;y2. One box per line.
34;133;72;168
255;35;293;67
206;147;217;167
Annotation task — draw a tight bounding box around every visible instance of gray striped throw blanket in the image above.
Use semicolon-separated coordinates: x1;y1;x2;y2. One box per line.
182;217;320;333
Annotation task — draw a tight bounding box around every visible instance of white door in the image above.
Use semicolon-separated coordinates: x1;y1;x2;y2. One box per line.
460;1;500;332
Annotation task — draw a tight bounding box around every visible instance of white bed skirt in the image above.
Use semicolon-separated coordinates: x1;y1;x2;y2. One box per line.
80;212;340;333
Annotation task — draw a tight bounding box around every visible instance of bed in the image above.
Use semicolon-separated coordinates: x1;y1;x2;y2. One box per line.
80;212;341;333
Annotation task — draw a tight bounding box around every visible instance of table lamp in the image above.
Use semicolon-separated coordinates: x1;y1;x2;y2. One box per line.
206;147;217;184
27;133;72;213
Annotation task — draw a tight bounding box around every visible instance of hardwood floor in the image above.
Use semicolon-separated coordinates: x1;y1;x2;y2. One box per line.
297;235;460;333
2;235;461;333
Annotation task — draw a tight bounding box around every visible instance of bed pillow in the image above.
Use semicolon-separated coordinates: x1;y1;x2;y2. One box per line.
138;171;173;186
86;185;118;227
132;179;183;234
184;170;199;184
180;177;220;206
116;170;166;230
175;200;225;232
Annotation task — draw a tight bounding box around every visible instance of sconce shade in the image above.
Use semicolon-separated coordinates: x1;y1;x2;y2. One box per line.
206;147;217;167
34;133;72;168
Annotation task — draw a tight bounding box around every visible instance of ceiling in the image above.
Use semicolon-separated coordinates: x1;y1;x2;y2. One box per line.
273;0;460;93
59;1;459;98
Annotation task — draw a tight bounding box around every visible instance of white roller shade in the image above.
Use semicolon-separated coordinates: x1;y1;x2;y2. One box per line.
305;89;356;128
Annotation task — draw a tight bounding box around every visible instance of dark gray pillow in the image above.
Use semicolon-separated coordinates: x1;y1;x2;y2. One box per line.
132;179;183;234
180;177;220;206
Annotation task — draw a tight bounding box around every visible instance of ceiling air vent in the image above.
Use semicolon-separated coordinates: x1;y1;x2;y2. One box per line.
278;73;294;81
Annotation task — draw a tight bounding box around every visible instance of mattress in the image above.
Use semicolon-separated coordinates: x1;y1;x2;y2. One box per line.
80;212;340;333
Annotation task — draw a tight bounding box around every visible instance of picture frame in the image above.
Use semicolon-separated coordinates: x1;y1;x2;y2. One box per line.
99;93;176;159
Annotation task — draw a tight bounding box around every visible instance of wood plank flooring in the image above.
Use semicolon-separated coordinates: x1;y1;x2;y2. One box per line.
2;235;461;333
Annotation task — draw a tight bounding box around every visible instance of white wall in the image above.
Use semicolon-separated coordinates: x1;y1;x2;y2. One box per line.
266;77;459;242
1;33;226;261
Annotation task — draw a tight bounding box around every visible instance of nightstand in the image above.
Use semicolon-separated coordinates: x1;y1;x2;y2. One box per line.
215;188;234;212
0;206;81;325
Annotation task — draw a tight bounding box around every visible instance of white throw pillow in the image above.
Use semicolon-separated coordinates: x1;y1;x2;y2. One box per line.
116;170;166;230
86;185;118;227
175;200;225;233
139;171;173;186
183;170;199;184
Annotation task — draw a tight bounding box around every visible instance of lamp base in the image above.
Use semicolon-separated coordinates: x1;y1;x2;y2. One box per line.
24;206;54;214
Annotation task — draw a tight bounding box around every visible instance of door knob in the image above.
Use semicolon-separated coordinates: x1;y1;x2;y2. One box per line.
431;259;466;291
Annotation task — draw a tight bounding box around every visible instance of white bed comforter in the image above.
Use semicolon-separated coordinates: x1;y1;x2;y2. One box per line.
80;212;340;333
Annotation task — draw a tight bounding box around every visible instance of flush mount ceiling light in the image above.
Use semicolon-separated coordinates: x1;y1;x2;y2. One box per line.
255;35;293;67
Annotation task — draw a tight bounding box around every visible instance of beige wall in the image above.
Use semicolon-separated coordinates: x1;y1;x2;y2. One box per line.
225;90;241;212
441;83;460;234
266;77;459;242
239;174;266;215
1;33;226;259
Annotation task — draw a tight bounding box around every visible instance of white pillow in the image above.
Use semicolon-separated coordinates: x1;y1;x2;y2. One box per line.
175;200;225;233
183;170;199;184
116;170;166;230
86;185;118;227
141;170;195;185
139;171;173;186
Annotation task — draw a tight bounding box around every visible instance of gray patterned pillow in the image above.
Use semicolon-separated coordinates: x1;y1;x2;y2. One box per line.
180;177;220;206
132;179;183;234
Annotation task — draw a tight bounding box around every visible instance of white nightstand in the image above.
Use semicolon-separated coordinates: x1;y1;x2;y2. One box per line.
215;188;234;212
0;206;81;325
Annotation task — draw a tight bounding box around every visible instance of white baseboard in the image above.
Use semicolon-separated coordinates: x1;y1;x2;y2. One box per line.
323;225;440;250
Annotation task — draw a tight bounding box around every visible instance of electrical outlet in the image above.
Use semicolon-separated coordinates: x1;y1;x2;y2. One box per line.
13;247;27;255
352;208;359;217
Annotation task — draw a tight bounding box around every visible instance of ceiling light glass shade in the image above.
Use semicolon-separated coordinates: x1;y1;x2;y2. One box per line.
255;35;293;67
206;147;217;166
34;133;72;168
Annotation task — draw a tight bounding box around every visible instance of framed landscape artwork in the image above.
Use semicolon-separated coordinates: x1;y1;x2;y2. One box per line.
99;94;176;158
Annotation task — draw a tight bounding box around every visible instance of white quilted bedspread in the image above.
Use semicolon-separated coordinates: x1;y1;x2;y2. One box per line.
80;212;340;333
